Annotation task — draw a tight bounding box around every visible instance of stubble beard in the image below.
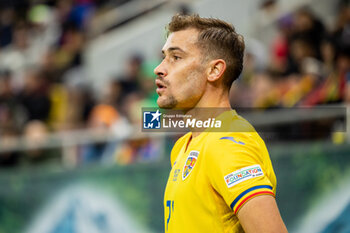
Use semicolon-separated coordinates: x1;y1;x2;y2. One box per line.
157;94;178;109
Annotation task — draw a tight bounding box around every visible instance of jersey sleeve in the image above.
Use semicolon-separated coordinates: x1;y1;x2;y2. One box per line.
205;133;275;215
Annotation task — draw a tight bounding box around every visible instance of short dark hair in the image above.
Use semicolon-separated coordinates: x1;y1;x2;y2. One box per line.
167;14;245;89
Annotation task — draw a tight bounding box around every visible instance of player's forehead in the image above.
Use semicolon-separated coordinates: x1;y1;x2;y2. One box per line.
162;28;200;54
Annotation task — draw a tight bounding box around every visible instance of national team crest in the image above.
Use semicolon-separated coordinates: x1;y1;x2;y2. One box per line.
182;150;199;180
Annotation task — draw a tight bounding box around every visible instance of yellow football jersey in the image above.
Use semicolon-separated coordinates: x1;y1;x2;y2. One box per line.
163;110;277;233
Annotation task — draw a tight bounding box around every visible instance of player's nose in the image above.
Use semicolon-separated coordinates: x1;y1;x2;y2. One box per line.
154;60;167;78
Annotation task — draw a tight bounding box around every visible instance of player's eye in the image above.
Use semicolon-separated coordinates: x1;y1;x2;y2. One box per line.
173;55;181;61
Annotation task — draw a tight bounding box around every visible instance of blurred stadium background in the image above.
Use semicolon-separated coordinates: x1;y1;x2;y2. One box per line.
0;0;350;232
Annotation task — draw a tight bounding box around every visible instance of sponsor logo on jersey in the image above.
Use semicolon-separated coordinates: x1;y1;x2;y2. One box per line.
182;151;199;180
224;164;264;188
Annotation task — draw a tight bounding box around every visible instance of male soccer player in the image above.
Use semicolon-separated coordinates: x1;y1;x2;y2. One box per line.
154;14;288;233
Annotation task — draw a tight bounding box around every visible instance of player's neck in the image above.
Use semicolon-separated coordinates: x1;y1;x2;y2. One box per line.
195;87;231;108
186;90;231;138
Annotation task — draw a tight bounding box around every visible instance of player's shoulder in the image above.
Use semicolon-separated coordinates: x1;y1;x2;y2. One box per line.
211;110;261;145
205;110;263;149
225;111;256;133
202;131;267;173
209;109;257;134
203;119;266;162
204;131;260;151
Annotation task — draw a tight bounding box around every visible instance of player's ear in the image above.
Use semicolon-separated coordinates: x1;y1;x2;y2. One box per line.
207;59;226;82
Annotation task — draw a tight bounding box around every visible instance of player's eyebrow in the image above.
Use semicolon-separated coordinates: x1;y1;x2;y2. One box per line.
162;46;186;55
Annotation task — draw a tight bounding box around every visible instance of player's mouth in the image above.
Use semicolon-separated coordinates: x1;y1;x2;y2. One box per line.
155;79;167;94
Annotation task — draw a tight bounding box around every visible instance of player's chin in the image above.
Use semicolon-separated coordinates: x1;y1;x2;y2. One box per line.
157;97;176;109
157;99;169;109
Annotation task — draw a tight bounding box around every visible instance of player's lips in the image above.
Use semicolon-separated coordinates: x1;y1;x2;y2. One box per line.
155;79;167;94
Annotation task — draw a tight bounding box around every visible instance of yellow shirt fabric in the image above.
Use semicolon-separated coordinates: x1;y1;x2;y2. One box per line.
164;110;277;233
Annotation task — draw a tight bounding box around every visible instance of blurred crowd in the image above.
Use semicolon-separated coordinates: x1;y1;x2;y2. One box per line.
0;0;350;167
231;0;350;108
0;0;160;167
